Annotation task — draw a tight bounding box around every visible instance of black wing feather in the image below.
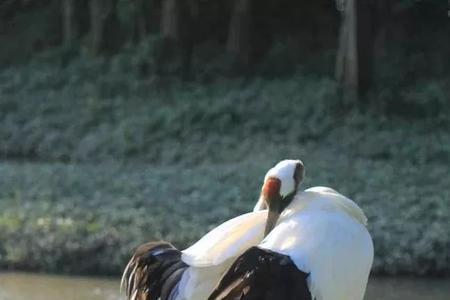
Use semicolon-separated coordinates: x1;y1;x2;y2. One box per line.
209;246;312;300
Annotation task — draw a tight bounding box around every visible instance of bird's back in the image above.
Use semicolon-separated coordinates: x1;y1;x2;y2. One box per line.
260;189;374;300
209;188;373;300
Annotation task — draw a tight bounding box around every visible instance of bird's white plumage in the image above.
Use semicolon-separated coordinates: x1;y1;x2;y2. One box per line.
171;186;372;300
176;210;268;300
252;198;266;212
177;262;234;300
179;186;372;300
296;186;368;225
181;210;267;267
259;187;373;300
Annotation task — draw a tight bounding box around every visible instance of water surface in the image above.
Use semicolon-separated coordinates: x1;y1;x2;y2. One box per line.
0;272;449;300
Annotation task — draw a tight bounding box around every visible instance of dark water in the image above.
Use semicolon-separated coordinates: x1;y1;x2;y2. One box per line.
0;272;449;300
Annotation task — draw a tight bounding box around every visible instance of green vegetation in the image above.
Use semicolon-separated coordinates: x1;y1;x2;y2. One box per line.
0;0;448;278
1;42;449;164
0;49;449;275
1;154;449;276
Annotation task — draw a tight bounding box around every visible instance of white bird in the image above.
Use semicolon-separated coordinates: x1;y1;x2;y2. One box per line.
122;159;374;300
121;160;304;300
209;164;374;300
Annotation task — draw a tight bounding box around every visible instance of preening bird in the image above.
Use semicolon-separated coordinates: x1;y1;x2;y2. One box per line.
121;159;373;300
121;160;304;300
209;167;374;300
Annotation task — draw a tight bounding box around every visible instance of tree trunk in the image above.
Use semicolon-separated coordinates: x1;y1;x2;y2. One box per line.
0;0;21;34
135;0;147;40
62;0;77;47
335;0;374;98
161;0;182;41
336;0;358;94
159;0;195;78
356;0;374;96
374;0;391;58
227;0;253;66
89;0;119;54
130;0;156;42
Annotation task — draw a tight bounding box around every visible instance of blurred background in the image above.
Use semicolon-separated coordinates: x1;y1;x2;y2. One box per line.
0;0;449;299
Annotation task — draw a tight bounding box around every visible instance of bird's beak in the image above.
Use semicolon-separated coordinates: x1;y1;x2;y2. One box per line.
261;177;282;237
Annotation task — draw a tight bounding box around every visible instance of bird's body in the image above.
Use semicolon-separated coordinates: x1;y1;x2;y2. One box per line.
209;186;373;300
122;160;373;300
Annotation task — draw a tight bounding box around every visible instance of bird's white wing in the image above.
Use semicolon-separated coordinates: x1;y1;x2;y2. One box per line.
181;210;267;267
260;208;373;300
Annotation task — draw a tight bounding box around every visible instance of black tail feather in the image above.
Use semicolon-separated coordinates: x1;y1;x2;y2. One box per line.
122;241;187;300
208;246;312;300
160;266;186;300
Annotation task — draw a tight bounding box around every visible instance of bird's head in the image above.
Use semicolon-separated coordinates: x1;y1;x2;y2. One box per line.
256;159;304;236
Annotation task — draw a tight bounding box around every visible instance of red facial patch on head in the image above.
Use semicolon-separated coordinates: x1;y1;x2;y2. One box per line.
262;177;281;200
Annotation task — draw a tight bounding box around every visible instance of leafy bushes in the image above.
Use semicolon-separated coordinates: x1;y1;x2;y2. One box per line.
0;43;449;275
0;162;263;274
0;157;449;275
0;48;343;163
2;48;447;165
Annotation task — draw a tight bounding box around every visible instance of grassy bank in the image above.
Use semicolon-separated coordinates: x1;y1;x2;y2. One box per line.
0;52;449;276
0;158;449;276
